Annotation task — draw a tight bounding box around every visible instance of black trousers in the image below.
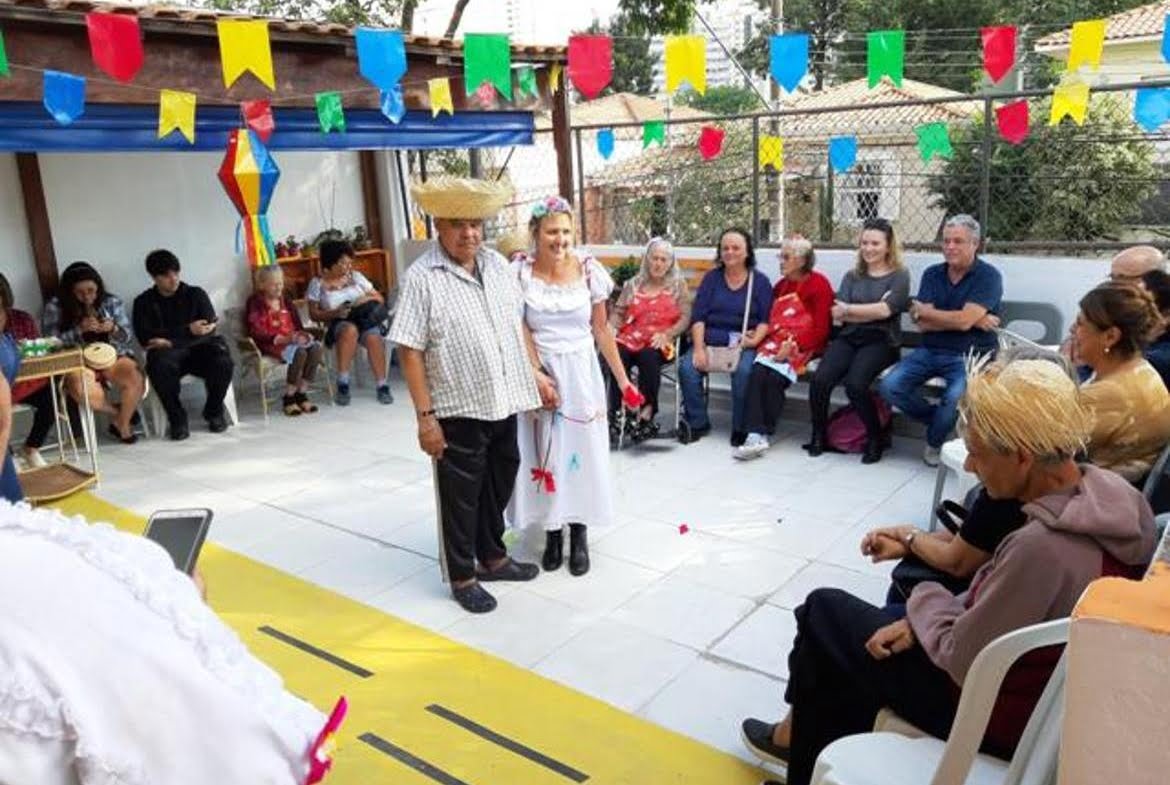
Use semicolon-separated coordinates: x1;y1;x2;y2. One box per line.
784;588;959;785
742;363;792;436
610;346;664;416
809;335;899;440
435;415;520;583
17;384;58;449
145;339;235;427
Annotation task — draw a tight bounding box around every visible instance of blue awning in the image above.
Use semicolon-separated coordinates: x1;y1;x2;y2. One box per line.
0;103;534;152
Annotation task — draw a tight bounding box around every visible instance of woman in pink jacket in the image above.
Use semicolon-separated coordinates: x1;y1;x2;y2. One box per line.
740;356;1156;785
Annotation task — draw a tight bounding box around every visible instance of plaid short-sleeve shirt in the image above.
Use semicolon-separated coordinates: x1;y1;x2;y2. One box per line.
390;242;540;421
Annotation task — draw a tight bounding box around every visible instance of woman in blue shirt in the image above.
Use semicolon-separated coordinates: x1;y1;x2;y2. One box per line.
678;228;773;446
1;331;23;503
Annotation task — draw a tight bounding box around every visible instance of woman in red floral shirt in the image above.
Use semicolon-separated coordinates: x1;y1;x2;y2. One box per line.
246;266;323;416
0;274;56;468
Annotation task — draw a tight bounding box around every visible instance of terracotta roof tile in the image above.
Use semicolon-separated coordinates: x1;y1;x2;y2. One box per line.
1035;1;1170;49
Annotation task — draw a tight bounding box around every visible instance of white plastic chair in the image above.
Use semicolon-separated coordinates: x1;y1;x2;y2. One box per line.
928;439;980;531
146;377;239;436
810;618;1069;785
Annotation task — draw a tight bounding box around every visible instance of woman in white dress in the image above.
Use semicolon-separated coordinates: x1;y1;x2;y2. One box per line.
508;196;641;576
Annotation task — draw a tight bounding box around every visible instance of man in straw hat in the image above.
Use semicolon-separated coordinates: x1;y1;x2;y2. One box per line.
740;355;1154;785
390;177;555;614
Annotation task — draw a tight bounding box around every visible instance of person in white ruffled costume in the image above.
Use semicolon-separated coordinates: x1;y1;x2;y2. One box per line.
507;197;641;577
0;501;327;785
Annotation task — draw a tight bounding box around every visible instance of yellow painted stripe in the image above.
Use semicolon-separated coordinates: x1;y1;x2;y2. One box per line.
51;494;768;785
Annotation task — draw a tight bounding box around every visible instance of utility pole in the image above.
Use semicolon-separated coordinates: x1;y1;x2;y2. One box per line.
766;0;784;243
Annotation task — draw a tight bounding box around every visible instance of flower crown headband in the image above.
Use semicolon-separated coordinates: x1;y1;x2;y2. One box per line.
530;195;574;220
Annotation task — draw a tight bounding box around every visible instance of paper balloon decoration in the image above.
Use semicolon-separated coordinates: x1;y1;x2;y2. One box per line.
218;129;280;268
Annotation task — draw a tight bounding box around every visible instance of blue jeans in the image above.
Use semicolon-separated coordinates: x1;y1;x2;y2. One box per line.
678;347;757;432
877;348;968;448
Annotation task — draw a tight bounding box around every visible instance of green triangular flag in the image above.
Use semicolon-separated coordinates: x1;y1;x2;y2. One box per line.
517;65;538;99
315;91;346;133
464;33;512;100
643;120;665;148
867;30;904;88
0;29;9;78
916;122;953;162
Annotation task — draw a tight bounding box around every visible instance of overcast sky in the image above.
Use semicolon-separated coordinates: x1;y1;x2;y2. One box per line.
411;0;623;43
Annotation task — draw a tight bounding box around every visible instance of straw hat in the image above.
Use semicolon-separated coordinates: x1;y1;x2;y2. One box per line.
495;231;530;259
411;177;514;220
82;342;117;371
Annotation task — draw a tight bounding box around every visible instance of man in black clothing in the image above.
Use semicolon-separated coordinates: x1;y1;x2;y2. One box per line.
132;250;234;441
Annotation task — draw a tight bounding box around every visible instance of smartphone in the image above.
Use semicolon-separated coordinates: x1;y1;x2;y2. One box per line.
143;508;213;574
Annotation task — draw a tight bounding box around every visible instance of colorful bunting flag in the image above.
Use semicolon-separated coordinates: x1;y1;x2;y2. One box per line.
1067;19;1106;72
517;65;538;98
981;26;1016;84
86;12;143;83
1134;87;1170;133
1162;14;1170;64
550;63;563;93
995;100;1030;145
642;120;665;148
598;128;615;159
915;122;953;162
698;125;725;160
429;77;453;117
867;30;904;88
315;91;345;133
828;136;858;172
158;89;196;144
355;28;406;90
568;35;613;100
43;71;85;126
0;29;8;78
380;85;405;124
664;34;706;95
464;33;512;100
217;20;274;89
758;135;783;170
241;99;274;142
769;33;809;93
1050;79;1090;126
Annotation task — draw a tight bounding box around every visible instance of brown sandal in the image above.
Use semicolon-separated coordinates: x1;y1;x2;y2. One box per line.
295;392;318;413
282;394;302;416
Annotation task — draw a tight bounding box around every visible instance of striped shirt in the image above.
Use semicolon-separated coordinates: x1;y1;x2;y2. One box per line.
390;242;540;421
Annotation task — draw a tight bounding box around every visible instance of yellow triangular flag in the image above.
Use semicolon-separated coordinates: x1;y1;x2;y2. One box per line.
217;19;275;89
549;63;563;94
1050;79;1090;126
759;135;784;170
664;34;707;95
1067;19;1106;72
158;89;196;143
429;77;454;117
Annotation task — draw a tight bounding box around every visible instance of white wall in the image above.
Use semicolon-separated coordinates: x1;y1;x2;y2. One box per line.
32;150;364;314
0;154;38;310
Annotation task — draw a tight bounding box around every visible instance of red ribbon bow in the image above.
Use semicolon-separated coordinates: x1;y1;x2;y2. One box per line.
531;468;556;493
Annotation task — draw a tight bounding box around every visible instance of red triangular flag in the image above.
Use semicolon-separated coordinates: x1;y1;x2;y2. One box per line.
981;26;1016;85
996;100;1029;145
568;35;613;100
86;12;143;83
241;99;275;143
697;125;725;160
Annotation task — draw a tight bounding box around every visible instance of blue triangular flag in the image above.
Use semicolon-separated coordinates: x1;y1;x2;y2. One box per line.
829;136;858;172
43;70;86;126
770;33;809;93
356;28;407;90
1163;14;1170;63
598;128;615;159
1135;87;1170;133
380;85;405;124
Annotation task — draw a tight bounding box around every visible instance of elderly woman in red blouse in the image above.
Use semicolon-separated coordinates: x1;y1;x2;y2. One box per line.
0;273;59;468
733;235;834;460
246;266;323;416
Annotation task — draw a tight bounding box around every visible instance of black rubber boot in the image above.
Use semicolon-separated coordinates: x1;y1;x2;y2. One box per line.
542;528;564;572
568;523;590;576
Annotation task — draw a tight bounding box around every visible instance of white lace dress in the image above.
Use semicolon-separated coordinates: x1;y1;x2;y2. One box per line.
507;254;615;532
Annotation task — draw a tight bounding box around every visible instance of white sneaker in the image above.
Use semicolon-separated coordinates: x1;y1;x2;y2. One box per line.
734;433;770;461
923;445;941;467
20;447;47;470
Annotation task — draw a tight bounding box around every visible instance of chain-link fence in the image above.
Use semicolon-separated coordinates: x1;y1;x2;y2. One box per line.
559;79;1170;253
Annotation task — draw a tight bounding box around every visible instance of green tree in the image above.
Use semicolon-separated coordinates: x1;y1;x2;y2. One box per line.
928;96;1158;243
616;0;696;35
680;85;763;114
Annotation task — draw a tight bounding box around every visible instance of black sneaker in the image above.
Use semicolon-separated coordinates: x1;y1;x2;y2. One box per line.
452;582;497;613
376;385;393;405
740;718;790;766
335;383;351;406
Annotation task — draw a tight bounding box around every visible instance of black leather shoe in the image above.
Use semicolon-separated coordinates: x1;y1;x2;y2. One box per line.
170;422;190;441
207;413;229;433
861;436;884;464
730;430;748;448
451;582;497;614
678;422;711;445
740;718;790;766
568;523;590;576
803;431;826;456
542;529;564;571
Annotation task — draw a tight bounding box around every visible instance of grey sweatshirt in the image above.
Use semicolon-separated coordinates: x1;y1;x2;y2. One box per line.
908;464;1156;685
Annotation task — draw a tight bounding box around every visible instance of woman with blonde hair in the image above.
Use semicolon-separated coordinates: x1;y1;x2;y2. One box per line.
806;218;911;464
608;237;691;443
246;265;324;416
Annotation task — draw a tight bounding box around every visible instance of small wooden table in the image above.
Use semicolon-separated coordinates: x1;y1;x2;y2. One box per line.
14;348;99;503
